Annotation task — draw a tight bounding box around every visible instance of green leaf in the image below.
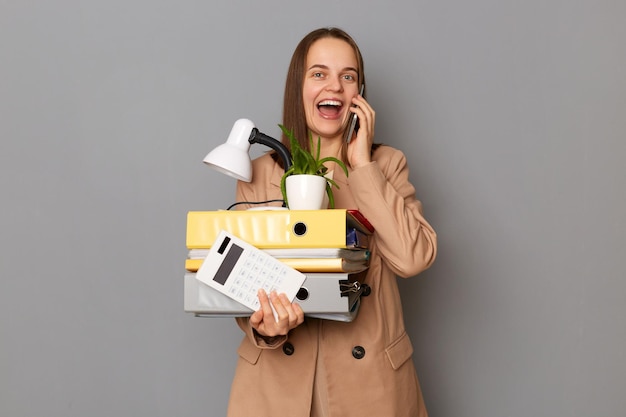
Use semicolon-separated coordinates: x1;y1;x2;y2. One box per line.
278;124;349;208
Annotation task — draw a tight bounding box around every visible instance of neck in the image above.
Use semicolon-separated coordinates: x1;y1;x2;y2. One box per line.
317;138;344;161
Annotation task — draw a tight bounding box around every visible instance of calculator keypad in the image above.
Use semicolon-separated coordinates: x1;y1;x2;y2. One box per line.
196;230;306;316
229;250;289;310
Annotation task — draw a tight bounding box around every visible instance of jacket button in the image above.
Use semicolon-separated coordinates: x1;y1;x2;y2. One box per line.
352;345;365;359
361;284;371;297
282;342;295;356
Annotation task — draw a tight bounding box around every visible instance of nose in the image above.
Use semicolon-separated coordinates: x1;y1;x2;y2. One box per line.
325;76;343;92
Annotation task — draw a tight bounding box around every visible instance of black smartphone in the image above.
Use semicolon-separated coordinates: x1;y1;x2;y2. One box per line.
345;84;365;144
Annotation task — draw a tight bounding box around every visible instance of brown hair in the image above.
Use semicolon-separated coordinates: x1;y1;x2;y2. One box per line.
278;27;367;167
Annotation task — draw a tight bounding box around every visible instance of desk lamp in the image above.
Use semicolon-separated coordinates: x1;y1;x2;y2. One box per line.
203;118;292;182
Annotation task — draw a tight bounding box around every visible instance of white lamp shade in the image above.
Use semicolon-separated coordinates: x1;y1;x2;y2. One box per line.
203;119;255;182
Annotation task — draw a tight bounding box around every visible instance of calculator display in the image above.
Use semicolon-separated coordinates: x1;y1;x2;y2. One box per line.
212;242;243;285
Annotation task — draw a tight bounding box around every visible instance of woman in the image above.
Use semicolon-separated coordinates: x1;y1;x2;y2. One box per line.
227;27;437;417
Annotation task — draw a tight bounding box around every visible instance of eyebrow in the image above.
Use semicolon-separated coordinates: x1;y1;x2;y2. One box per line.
307;64;358;73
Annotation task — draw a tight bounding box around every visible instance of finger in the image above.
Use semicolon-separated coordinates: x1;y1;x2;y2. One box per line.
277;293;297;324
357;107;375;142
256;290;283;335
257;289;276;321
291;301;305;326
269;291;291;324
350;102;371;127
353;95;373;117
249;309;263;329
353;94;369;108
357;104;375;132
275;294;305;329
279;294;302;325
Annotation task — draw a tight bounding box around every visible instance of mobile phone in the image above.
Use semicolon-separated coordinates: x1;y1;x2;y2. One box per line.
345;84;365;144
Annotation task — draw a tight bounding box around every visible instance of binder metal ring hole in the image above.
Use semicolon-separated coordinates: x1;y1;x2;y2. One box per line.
293;222;307;236
296;287;309;301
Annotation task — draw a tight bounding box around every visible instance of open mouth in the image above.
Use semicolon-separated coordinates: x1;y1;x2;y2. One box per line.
317;100;343;118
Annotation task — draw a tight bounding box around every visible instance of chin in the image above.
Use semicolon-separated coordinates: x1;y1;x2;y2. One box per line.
314;121;343;137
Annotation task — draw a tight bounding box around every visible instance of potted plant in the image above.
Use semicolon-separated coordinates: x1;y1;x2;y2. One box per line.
279;125;349;209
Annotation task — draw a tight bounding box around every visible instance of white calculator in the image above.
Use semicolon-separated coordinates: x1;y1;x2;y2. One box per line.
195;230;307;313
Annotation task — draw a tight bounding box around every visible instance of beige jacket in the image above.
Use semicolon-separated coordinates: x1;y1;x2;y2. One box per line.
227;145;437;417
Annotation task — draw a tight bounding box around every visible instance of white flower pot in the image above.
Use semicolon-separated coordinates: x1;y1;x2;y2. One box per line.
285;174;327;210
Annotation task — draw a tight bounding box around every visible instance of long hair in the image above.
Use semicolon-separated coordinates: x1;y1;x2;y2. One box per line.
278;27;367;168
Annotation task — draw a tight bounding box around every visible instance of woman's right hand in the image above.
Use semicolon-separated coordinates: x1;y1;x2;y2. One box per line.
347;94;375;169
249;289;304;337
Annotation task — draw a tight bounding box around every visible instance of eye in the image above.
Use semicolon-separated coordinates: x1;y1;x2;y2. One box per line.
343;74;357;82
313;72;324;78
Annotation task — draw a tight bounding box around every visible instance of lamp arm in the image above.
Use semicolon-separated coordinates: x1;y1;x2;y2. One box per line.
248;128;292;171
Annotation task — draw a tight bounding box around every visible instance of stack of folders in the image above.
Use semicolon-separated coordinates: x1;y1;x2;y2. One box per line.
184;209;374;322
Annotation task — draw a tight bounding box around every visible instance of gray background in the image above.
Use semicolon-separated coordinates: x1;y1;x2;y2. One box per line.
1;1;624;416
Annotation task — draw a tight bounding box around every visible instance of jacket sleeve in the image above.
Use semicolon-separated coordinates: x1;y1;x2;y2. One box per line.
348;146;437;278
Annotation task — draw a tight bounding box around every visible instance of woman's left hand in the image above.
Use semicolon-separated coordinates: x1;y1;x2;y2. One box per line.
249;289;304;337
347;94;375;168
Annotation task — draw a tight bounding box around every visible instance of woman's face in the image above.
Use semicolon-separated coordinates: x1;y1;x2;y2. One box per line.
303;37;360;143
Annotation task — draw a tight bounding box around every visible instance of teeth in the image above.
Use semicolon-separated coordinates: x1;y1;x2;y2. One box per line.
319;100;341;106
